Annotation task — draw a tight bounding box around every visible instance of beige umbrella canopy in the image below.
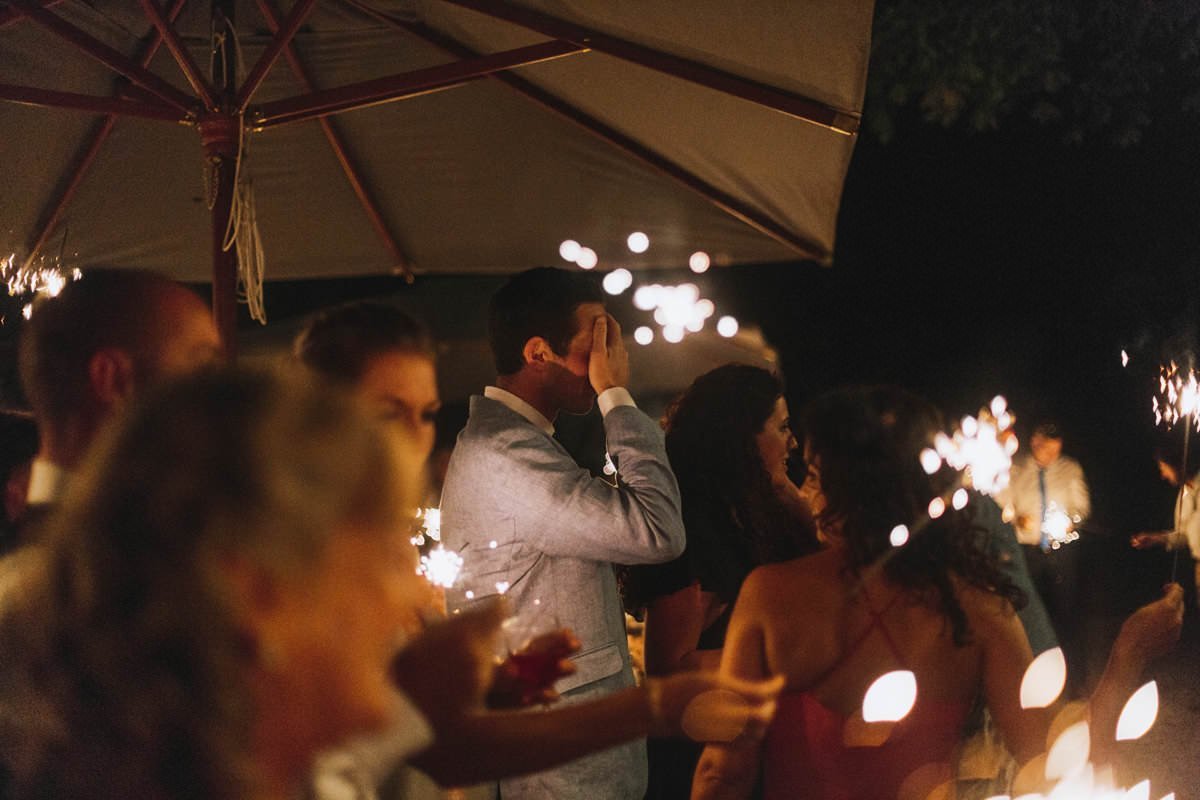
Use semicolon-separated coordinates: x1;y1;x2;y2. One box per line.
0;0;872;347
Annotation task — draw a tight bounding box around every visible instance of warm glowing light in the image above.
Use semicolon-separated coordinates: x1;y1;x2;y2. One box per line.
697;299;715;318
952;488;969;510
576;247;598;269
920;448;942;475
559;240;581;261
717;316;739;337
1115;681;1158;741
889;524;910;547
663;325;685;343
495;581;511;594
928;497;946;519
418;545;463;588
489;540;498;549
1020;647;1067;709
862;670;917;722
627;231;650;253
938;397;1017;496
1124;780;1150;800
634;326;654;345
1153;362;1200;430
633;285;658;310
602;268;634;295
417;507;441;542
689;251;711;273
1045;720;1090;781
1121;350;1130;368
1041;503;1081;549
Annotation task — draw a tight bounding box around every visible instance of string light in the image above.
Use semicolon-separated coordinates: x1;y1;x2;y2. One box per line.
634;326;654;345
575;247;598;270
689;251;711;273
626;232;649;253
716;316;739;337
602;268;634;295
559;240;581;262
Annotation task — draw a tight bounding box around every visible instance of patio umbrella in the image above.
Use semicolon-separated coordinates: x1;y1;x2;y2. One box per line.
0;0;873;349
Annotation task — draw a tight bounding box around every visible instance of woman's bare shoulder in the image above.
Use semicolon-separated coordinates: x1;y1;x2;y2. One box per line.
740;549;842;609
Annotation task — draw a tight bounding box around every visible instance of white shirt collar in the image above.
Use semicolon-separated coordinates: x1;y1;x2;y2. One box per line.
26;458;70;505
483;386;555;435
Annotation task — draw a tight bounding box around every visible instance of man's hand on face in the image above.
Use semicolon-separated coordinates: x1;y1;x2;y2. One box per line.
588;314;630;394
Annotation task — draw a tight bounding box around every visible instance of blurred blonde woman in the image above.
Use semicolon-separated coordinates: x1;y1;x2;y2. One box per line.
0;367;430;800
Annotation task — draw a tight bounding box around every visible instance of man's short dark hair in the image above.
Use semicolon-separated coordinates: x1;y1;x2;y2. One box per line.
18;269;190;429
1032;420;1063;440
294;301;434;385
488;267;605;375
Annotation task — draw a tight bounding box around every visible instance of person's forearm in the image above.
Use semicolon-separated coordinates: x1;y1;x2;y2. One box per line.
412;686;654;786
1088;637;1146;766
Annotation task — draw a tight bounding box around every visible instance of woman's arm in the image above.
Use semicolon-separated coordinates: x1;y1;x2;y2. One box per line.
411;671;781;786
644;582;724;675
691;571;773;800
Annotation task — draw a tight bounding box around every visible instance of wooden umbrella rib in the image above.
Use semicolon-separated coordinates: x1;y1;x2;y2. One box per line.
254;0;412;278
137;0;218;111
18;0;192;274
336;0;826;260
0;0;62;29
438;0;860;135
0;83;189;121
7;0;197;112
252;39;585;128
236;0;319;112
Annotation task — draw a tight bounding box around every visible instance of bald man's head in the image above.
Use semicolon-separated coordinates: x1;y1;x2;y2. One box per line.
19;269;222;444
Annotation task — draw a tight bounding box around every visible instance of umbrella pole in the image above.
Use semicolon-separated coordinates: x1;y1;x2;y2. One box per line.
208;0;238;358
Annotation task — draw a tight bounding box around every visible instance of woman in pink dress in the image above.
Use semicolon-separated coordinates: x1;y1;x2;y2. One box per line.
693;386;1182;800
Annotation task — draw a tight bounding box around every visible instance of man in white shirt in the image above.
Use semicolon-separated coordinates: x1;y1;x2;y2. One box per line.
1132;446;1200;609
999;421;1091;693
440;267;686;799
15;269;223;536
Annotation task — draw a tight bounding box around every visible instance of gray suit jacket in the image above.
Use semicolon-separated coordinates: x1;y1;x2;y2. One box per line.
440;395;685;800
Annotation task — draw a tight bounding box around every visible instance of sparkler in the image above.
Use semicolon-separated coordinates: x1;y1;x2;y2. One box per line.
2;254;83;323
418;545;463;589
1151;362;1197;581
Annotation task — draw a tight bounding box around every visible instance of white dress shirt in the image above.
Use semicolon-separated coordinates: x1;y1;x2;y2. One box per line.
1171;477;1200;559
999;454;1091;546
483;385;637;434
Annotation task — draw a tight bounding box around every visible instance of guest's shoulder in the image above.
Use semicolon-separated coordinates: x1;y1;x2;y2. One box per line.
740;548;840;606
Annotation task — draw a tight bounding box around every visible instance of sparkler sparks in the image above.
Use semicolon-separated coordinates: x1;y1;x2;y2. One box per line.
3;254;83;324
1042;503;1081;549
418;545;463;588
925;395;1017;497
1152;363;1200;430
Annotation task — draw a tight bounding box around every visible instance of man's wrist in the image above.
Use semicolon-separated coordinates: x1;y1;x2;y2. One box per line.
597;386;636;416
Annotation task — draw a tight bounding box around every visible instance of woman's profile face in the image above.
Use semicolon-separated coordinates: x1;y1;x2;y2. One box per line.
755;397;797;489
798;443;832;542
355;351;440;464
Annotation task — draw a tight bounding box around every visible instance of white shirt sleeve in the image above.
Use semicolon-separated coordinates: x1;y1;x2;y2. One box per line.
596;386;636;416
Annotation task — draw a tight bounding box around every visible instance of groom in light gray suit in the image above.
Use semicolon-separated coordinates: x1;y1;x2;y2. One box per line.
440;267;686;799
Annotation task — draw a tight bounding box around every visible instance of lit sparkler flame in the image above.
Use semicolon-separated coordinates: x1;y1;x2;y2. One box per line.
418;545;463;588
3;255;83;324
925;396;1017;497
1042;503;1081;549
1152;363;1200;431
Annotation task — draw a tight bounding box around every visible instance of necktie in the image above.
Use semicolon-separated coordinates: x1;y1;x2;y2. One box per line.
1038;467;1050;551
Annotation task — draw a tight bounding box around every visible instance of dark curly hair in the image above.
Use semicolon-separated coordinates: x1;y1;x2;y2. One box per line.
803;386;1025;645
623;365;813;613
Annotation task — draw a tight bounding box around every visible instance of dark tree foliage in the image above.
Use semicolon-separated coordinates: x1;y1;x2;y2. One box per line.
867;0;1200;146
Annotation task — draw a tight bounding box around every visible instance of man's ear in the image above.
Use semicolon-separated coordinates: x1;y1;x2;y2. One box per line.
87;348;137;409
522;336;556;368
